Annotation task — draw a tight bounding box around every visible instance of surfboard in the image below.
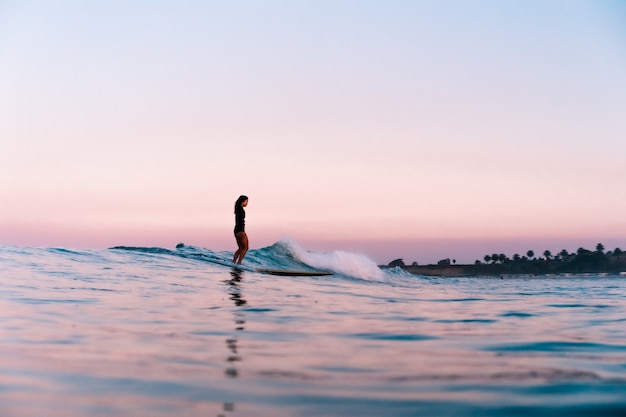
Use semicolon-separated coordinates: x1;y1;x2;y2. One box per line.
256;268;333;277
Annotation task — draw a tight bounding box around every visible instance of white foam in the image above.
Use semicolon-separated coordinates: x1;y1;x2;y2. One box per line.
279;238;386;281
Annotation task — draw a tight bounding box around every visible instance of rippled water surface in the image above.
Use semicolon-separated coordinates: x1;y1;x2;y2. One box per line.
1;245;625;416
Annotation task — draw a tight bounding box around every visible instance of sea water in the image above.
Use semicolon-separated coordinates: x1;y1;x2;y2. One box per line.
1;240;625;416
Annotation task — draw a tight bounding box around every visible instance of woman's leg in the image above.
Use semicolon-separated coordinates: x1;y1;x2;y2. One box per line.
233;232;249;264
233;233;242;263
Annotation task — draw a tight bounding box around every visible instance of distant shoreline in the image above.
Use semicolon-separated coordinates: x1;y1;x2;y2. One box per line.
382;245;626;277
385;264;626;278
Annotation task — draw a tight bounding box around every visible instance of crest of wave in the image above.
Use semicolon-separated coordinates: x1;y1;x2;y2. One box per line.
279;238;386;281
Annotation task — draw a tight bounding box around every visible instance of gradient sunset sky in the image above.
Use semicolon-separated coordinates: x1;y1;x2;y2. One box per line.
1;0;625;263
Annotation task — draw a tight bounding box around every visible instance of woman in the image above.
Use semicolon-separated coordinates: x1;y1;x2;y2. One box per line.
232;195;249;265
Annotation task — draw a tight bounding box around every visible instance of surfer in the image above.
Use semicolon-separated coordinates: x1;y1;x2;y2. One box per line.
232;195;249;265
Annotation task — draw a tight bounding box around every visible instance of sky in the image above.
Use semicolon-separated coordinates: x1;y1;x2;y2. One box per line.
1;0;625;264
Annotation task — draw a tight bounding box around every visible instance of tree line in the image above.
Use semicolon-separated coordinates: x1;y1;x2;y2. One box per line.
473;243;625;274
387;243;626;275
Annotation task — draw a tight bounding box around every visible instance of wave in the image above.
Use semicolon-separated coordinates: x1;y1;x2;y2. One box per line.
273;238;386;281
112;238;407;282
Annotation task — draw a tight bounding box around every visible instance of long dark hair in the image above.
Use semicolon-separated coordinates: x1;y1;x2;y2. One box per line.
234;195;248;213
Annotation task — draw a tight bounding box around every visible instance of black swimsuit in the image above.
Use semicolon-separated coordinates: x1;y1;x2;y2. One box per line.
234;205;245;234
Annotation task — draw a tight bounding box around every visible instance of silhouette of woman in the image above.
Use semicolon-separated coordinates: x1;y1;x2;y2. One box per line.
232;195;249;265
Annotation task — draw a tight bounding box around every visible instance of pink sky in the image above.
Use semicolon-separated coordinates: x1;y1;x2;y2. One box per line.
1;1;625;263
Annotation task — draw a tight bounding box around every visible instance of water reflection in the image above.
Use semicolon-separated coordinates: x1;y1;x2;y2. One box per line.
218;268;247;416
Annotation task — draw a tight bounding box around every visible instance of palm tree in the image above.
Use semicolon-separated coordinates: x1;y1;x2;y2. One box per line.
543;250;552;260
559;249;569;260
577;247;591;256
527;250;534;259
484;255;492;264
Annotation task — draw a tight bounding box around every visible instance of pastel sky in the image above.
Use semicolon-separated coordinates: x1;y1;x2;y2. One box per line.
1;0;625;264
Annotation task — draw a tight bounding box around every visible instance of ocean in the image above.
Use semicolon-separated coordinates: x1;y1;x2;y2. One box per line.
1;240;625;416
